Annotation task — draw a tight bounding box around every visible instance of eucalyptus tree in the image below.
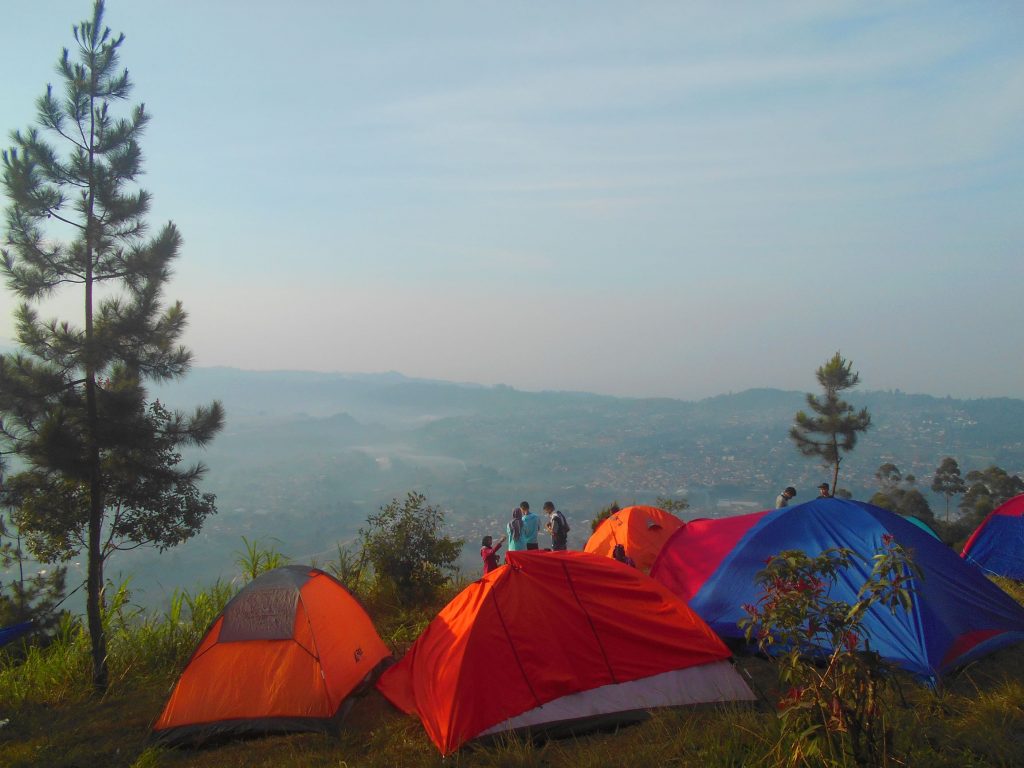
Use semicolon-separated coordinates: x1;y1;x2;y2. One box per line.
0;1;223;691
869;462;935;525
960;465;1024;525
790;352;871;495
931;457;966;522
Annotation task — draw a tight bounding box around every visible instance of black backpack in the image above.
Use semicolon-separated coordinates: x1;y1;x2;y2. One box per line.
552;511;569;536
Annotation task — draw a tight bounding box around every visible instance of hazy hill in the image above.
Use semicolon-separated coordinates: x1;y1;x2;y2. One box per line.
8;364;1024;608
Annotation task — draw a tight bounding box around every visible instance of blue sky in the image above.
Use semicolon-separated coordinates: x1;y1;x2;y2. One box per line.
1;1;1022;399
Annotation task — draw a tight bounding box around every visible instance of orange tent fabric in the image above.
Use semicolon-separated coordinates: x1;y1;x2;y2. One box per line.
584;505;685;573
376;550;753;755
153;566;390;746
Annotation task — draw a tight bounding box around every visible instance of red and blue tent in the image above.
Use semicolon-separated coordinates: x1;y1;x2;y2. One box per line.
962;494;1024;579
650;497;1024;681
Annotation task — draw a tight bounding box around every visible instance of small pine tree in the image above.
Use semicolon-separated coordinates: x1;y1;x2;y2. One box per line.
655;496;690;515
790;353;871;494
591;501;621;533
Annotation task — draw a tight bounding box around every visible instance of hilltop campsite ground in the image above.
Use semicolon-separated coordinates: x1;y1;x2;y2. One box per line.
2;573;1024;768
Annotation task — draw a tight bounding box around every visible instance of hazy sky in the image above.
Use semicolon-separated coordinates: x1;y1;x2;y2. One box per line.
1;1;1022;400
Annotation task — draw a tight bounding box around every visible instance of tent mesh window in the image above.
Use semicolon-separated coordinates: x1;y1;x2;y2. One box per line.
220;587;299;641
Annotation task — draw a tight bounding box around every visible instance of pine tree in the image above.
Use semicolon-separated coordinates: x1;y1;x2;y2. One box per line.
0;1;223;691
790;352;871;494
591;501;621;532
930;457;966;522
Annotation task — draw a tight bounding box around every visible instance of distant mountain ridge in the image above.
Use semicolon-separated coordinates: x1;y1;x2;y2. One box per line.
155;365;1024;504
155;366;1024;434
9;360;1023;608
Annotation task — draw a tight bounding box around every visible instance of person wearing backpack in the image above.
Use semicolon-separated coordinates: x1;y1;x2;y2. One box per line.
544;501;570;551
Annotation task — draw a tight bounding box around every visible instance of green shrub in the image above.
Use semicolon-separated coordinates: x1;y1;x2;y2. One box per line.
359;492;463;608
740;538;919;767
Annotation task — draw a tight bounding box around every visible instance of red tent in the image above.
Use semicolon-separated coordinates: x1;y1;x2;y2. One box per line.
153;566;391;746
376;550;753;754
650;511;770;602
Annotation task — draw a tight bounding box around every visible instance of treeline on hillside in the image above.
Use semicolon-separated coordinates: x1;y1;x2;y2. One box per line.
867;459;1023;545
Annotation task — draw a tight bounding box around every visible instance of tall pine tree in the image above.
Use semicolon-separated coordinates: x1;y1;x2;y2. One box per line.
790;352;871;495
0;1;223;691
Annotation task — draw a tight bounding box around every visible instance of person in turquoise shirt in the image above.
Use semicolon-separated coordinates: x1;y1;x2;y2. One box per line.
520;501;540;550
506;508;527;552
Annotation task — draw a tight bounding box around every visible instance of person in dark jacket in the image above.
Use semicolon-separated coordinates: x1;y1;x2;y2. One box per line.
544;501;569;551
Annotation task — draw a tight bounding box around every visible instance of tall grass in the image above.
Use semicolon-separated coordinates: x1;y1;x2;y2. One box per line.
0;578;236;707
234;537;290;582
0;613;90;705
106;579;236;687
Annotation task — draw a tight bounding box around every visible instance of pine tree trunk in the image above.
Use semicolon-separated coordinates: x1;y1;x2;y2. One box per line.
84;282;108;692
86;479;107;693
84;65;108;695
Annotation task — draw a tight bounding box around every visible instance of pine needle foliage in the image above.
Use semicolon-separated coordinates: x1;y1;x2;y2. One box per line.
0;1;224;692
790;352;871;494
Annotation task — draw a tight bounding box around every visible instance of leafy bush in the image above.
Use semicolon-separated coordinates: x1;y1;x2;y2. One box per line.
740;537;919;767
359;492;464;608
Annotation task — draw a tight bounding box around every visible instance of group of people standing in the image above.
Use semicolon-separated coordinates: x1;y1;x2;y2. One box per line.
480;501;570;575
775;482;832;508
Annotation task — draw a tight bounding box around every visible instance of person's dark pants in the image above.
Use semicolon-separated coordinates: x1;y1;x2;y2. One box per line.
526;542;539;550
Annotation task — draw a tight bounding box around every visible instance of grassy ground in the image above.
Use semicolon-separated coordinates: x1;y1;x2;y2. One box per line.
3;642;1024;768
3;576;1024;767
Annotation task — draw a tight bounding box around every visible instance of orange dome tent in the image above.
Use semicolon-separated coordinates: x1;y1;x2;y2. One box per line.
376;550;754;755
584;505;684;573
153;565;391;746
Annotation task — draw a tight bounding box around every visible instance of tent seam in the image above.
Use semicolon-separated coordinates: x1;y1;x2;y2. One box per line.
295;578;334;713
560;560;618;684
490;572;543;710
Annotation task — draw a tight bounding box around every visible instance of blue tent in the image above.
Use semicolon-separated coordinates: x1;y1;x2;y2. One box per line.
905;515;941;540
656;497;1024;681
0;620;33;647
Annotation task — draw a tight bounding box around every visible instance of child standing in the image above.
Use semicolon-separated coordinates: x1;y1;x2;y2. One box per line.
481;535;506;575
